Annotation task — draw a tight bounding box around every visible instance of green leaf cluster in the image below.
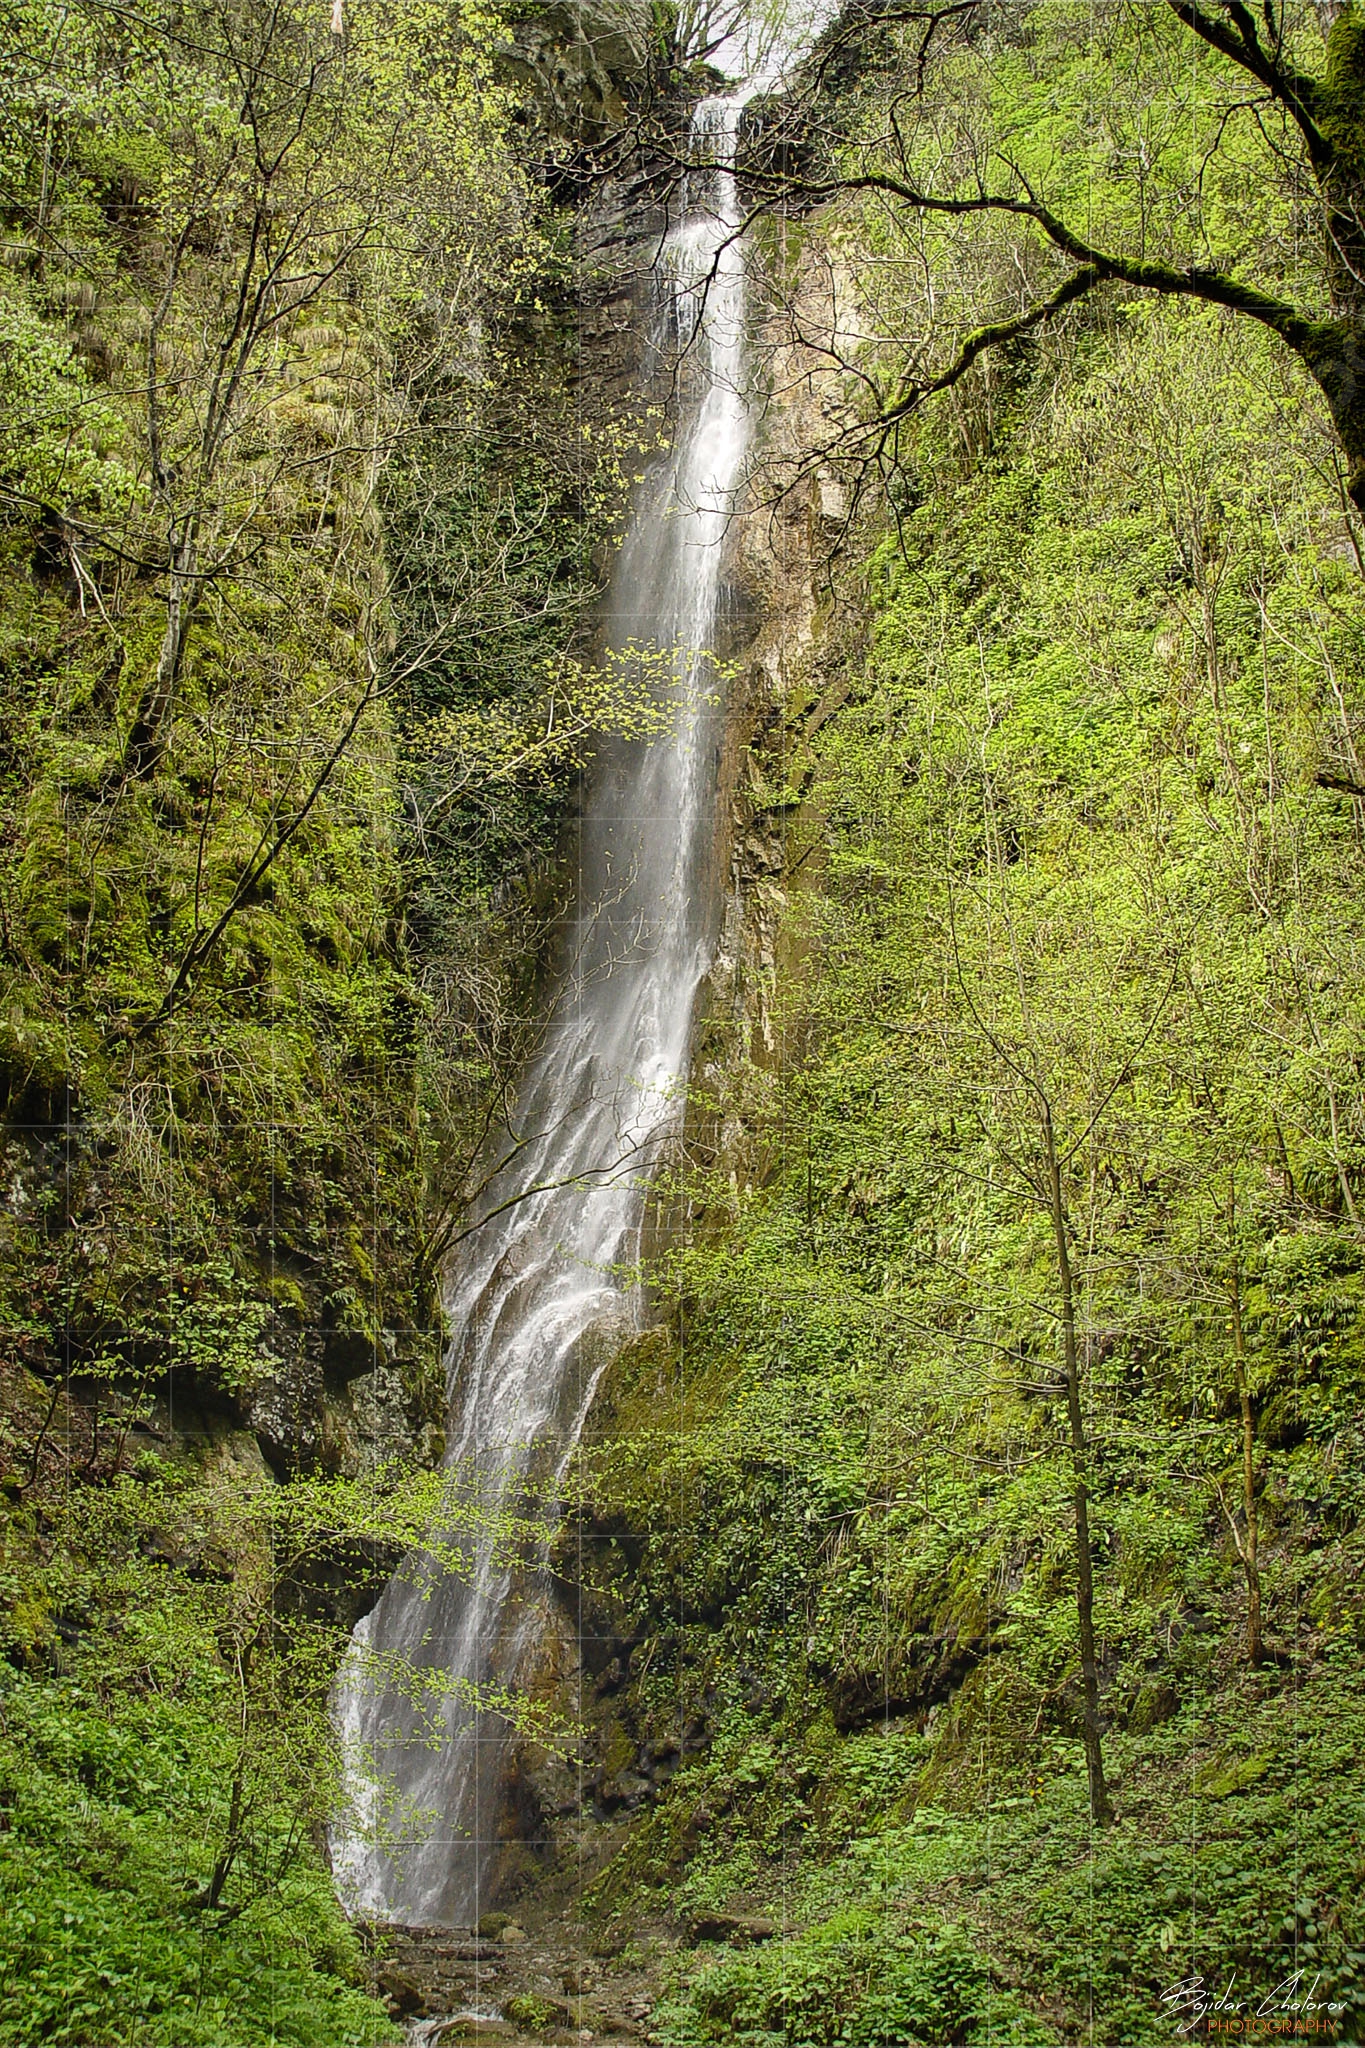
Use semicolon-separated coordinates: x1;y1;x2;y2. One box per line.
578;283;1365;2043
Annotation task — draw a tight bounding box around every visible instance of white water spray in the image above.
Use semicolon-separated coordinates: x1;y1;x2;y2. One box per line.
333;56;787;1932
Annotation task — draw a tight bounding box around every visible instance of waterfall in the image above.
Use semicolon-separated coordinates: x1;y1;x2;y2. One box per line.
331;87;758;1930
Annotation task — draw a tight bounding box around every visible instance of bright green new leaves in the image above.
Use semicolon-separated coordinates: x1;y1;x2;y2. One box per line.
0;0;611;2040
0;1452;567;2046
579;285;1365;2039
0;296;135;516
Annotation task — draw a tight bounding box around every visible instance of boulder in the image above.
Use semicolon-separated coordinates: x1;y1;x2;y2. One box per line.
685;1911;778;1947
376;1963;430;2016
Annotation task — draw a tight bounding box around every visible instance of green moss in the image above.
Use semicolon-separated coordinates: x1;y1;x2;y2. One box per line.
574;299;1365;2044
503;1994;566;2031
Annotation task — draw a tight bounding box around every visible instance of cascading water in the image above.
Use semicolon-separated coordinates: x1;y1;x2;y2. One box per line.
331;84;760;1929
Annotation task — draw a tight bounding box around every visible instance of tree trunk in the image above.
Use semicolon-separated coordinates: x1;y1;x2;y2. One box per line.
1229;1299;1264;1667
1226;1197;1264;1667
1303;318;1365;523
1044;1120;1112;1827
1315;11;1365;518
125;525;196;780
203;1756;245;1911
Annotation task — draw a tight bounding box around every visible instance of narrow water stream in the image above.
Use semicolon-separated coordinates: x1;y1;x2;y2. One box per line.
332;87;758;1929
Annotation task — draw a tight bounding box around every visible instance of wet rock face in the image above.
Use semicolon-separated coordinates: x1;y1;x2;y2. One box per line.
247;1321;440;1481
504;0;655;144
446;248;848;1917
424;1529;716;1928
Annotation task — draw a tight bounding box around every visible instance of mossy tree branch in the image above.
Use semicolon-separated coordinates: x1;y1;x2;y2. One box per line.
647;0;1365;518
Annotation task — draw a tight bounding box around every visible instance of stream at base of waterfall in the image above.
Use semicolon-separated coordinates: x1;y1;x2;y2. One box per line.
332;16;816;1931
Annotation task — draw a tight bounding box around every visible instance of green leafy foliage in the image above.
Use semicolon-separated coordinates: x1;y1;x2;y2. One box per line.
0;1466;393;2044
0;0;623;2036
0;1449;561;2044
0;294;136;514
0;1674;389;2048
577;277;1365;2042
657;1908;1052;2046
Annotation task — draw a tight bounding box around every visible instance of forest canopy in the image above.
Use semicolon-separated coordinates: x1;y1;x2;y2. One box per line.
707;0;1365;528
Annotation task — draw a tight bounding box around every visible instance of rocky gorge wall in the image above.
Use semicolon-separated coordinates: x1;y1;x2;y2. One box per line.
0;0;673;1518
464;232;859;1930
